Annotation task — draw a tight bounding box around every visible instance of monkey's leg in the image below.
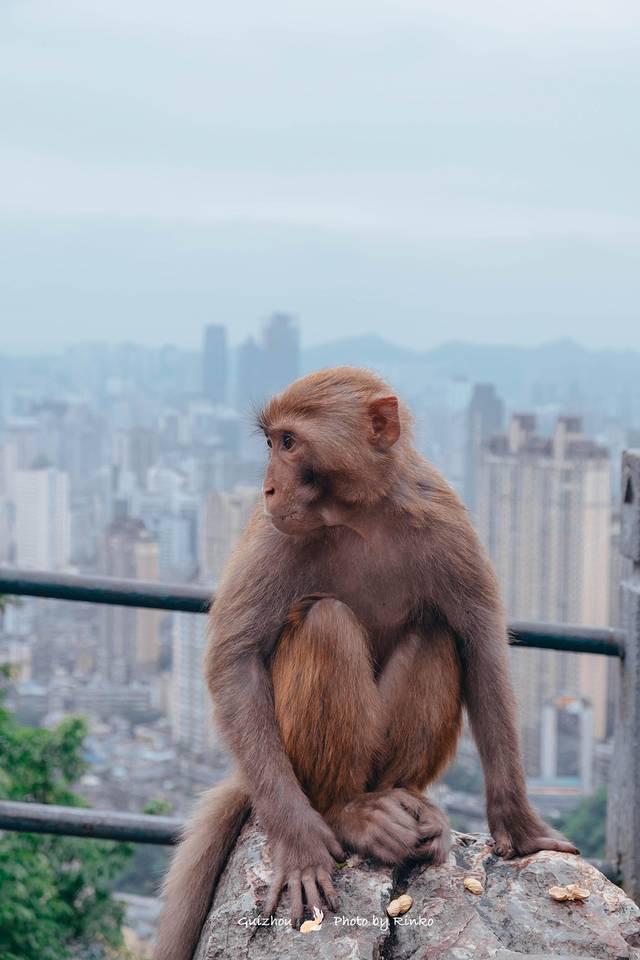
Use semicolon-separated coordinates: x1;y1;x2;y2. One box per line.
372;626;464;864
272;596;380;815
270;596;382;914
272;599;444;867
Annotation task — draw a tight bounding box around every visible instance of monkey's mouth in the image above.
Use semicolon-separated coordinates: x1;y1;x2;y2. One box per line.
265;510;312;535
265;511;303;524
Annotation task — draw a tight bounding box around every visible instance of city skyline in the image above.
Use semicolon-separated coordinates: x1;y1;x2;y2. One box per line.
0;316;632;925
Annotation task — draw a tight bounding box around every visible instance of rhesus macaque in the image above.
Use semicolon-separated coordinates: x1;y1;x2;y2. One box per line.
155;367;577;960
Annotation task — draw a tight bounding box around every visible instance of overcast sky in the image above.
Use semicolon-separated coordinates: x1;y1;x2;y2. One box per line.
1;0;639;352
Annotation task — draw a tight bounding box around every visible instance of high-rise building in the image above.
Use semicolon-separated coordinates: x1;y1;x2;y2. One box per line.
262;312;300;396
127;427;159;488
235;313;300;411
235;336;264;411
98;518;161;682
199;486;260;585
14;466;71;570
203;325;228;405
476;415;611;775
171;613;213;755
464;383;504;513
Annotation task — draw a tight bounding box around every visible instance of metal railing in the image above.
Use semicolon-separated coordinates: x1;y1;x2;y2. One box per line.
0;568;625;847
0;445;638;900
0;567;625;655
0;800;182;845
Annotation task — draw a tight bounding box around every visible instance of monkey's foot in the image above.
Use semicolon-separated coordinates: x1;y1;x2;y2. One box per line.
328;788;449;866
490;816;580;859
407;794;451;865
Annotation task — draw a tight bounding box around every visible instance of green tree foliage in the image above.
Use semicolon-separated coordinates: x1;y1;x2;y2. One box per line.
552;787;608;860
0;677;134;960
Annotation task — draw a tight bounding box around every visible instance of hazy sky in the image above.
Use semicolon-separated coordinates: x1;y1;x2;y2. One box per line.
1;1;639;352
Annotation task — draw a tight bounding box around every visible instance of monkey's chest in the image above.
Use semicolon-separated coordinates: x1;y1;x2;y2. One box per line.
319;545;414;642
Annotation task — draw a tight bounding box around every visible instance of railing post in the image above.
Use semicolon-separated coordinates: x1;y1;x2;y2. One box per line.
607;449;640;898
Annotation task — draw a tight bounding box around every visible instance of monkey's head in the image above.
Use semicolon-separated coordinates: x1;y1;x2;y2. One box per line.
257;366;411;535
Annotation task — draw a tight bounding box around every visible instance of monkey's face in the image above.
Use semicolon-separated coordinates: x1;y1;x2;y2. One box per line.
261;428;328;535
258;381;402;536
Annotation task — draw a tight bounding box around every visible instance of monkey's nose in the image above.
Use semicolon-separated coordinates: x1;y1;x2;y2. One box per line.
263;485;275;498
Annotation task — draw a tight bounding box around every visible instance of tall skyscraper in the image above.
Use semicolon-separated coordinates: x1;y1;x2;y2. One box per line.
476;415;611;775
171;612;213;755
235;336;264;411
14;466;71;570
99;517;161;682
202;324;228;405
235;313;300;411
464;383;504;513
262;312;300;396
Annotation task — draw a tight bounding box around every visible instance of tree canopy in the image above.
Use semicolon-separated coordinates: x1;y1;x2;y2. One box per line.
0;672;134;960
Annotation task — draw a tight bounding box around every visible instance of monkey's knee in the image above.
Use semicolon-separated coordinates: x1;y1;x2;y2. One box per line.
284;595;365;646
274;596;373;683
272;595;379;812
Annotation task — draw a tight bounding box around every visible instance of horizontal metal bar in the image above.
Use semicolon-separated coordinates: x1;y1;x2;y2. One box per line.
509;621;624;658
0;568;625;656
0;567;211;614
0;800;182;845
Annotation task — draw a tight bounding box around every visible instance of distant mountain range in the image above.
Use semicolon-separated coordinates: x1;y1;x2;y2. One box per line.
303;335;640;413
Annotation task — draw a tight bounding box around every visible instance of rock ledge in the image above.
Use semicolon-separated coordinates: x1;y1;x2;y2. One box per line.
195;821;640;960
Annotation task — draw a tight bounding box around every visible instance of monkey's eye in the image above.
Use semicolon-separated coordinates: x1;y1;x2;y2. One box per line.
282;433;296;451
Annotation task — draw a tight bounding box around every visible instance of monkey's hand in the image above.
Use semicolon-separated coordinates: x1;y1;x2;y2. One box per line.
329;788;450;866
490;806;579;859
263;811;344;926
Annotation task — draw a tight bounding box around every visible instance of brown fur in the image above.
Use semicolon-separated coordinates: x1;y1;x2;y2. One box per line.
155;366;577;959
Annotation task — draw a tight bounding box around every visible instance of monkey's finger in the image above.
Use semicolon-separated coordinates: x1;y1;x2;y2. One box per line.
301;872;322;914
327;837;347;862
376;800;418;832
317;868;339;912
382;820;425;849
287;870;304;928
370;831;411;864
395;790;428;820
413;834;449;866
263;872;284;918
416;821;442;842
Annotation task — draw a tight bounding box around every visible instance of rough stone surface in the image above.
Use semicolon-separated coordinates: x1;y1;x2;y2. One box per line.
194;821;640;960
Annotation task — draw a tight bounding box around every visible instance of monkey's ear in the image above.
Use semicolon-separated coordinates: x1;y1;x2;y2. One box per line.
368;396;400;449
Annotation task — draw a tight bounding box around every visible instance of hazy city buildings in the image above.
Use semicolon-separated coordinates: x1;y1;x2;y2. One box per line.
235;312;300;409
202;324;228;405
14;466;71;570
464;383;504;513
99;517;161;683
1;327;635;833
171;613;213;756
262;312;301;396
476;414;611;776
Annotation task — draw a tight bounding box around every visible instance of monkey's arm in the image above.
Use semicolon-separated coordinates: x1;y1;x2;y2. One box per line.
429;518;579;858
204;516;343;920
